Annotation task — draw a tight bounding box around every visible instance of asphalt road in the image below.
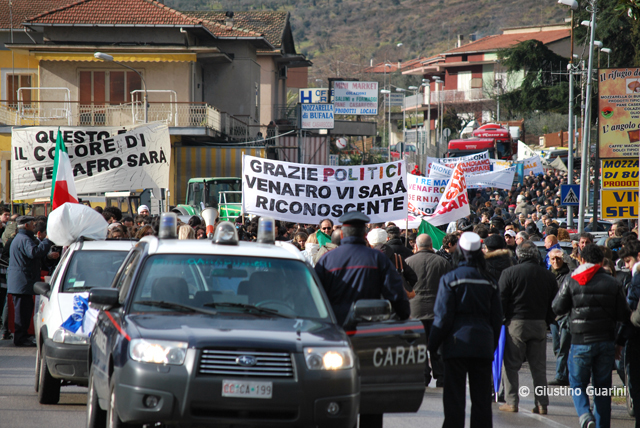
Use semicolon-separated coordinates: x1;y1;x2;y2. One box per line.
0;337;635;428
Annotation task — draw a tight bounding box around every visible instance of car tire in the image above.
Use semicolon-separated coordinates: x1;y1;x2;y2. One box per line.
34;343;41;393
37;350;61;404
107;380;141;428
626;370;635;417
87;366;106;428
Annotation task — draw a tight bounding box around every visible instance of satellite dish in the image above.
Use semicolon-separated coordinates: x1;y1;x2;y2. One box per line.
336;137;348;149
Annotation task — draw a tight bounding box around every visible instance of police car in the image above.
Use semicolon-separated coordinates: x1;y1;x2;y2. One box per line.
86;216;426;428
33;239;134;404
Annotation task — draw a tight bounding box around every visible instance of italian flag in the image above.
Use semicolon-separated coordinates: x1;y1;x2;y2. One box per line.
51;128;78;210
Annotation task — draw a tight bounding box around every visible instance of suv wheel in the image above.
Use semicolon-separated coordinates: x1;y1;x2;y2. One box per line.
87;366;106;428
107;380;141;428
37;349;61;404
627;370;635;417
34;343;41;393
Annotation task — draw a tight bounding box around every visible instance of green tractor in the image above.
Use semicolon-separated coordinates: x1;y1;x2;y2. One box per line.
174;177;242;221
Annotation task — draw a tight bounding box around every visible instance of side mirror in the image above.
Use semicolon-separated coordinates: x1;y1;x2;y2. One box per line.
34;282;51;298
89;288;120;308
353;299;391;320
343;299;392;330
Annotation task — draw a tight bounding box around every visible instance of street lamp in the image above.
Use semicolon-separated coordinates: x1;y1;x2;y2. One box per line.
383;63;392;151
558;0;579;228
577;1;598;234
396;87;408;149
433;77;444;157
407;85;420;163
601;48;611;67
94;52;148;123
381;89;392;160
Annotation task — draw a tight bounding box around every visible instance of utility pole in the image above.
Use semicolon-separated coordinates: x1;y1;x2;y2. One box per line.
578;2;597;234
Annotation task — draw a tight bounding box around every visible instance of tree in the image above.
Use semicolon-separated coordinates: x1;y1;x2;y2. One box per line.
497;40;570;115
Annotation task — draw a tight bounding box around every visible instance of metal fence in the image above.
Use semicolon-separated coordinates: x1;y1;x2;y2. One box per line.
0;101;247;138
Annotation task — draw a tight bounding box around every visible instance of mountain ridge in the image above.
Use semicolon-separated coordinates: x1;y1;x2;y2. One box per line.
162;0;568;81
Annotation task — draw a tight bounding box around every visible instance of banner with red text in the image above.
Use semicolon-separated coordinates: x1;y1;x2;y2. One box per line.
427;162;470;226
426;151;490;176
242;155;407;224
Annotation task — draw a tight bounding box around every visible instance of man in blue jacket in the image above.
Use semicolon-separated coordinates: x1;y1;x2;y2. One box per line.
428;232;503;428
7;216;52;347
314;211;410;326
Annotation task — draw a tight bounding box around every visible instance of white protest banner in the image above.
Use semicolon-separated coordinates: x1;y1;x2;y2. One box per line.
11;123;170;199
490;158;513;171
407;173;449;215
242;155;407;224
301;103;334;129
426;150;490;175
429;164;516;190
427;162;470;227
333;81;378;115
517;140;537;160
523;155;545;176
469;166;517;189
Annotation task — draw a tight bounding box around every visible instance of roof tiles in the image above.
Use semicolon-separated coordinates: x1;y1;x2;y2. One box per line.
445;29;570;55
187;11;285;46
25;0;201;26
0;0;69;29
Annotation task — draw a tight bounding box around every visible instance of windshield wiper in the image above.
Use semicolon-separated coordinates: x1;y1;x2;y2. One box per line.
135;300;217;315
203;302;293;318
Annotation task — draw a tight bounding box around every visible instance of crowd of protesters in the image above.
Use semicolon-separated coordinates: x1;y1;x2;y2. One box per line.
0;176;640;428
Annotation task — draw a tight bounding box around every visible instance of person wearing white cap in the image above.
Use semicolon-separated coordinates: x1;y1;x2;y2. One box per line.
504;229;517;253
138;205;150;216
428;232;503;427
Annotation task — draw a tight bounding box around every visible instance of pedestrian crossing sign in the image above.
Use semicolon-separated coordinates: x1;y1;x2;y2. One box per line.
560;184;580;206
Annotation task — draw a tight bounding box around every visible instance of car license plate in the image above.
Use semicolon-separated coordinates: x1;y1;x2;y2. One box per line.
222;380;272;399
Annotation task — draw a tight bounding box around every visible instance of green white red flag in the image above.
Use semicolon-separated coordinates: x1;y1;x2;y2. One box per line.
51;128;78;210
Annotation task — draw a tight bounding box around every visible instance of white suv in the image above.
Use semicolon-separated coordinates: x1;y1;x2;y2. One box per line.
33;239;134;404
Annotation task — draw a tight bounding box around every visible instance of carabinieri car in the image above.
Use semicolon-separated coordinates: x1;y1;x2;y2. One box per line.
87;218;426;428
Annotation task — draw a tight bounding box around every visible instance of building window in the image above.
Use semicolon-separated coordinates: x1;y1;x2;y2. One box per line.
79;70;142;125
79;70;142;105
461;54;468;62
6;74;33;109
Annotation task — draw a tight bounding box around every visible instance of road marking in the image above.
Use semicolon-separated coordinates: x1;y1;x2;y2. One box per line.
520;408;573;428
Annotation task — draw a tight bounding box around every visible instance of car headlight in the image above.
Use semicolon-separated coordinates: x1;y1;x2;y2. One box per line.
129;339;187;365
304;347;354;370
52;328;89;345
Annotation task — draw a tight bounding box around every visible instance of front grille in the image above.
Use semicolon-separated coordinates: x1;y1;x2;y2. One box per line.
199;349;294;377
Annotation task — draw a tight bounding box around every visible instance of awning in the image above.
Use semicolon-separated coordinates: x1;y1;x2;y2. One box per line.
34;52;197;62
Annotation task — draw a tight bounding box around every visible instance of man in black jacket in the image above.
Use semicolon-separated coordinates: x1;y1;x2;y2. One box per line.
499;241;558;414
7;216;52;347
483;234;513;283
553;244;630;428
406;234;451;387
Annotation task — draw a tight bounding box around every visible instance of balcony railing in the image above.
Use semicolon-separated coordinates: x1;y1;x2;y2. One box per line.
0;101;252;140
401;89;489;111
432;88;488;103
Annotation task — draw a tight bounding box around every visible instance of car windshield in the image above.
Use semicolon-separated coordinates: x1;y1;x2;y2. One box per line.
62;250;128;292
129;254;330;320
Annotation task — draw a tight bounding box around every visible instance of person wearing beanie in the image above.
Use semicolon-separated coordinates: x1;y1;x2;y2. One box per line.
498;241;558;414
428;232;503;427
484;234;514;283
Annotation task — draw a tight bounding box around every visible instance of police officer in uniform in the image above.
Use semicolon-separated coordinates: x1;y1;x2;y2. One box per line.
428;232;503;428
314;211;410;326
314;211;410;428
